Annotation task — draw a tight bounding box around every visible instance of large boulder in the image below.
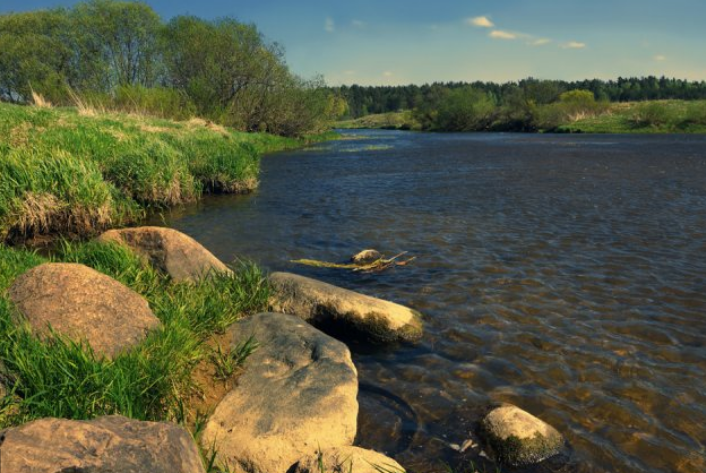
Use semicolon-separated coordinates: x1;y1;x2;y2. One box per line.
98;226;231;283
269;272;423;343
202;312;359;473
0;415;205;473
479;404;565;466
293;446;405;473
8;263;161;358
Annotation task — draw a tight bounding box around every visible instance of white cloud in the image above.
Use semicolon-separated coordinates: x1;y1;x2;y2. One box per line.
529;38;551;46
467;16;494;28
562;41;587;49
489;30;518;40
351;19;366;29
654;54;667;61
383;71;394;77
325;17;335;33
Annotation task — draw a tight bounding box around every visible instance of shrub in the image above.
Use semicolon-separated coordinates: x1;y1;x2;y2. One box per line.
630;102;677;128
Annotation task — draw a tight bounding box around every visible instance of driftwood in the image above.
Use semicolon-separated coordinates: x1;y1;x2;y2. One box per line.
291;252;416;273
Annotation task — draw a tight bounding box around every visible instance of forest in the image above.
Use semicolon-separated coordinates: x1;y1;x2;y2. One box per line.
334;78;706;132
0;0;345;136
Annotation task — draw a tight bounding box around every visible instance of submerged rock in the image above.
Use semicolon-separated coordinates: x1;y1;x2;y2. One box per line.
8;263;161;358
479;404;565;466
269;272;423;343
202;312;358;473
98;226;231;283
293;446;405;473
351;249;382;264
0;415;205;473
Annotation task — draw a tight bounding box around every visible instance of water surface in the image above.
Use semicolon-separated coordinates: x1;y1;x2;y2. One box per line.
157;130;706;473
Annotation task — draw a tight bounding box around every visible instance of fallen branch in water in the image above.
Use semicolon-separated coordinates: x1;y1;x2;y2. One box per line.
291;252;416;273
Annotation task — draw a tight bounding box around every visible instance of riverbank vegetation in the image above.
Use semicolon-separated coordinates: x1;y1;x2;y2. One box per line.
0;240;269;469
335;88;706;134
0;101;319;244
0;0;346;137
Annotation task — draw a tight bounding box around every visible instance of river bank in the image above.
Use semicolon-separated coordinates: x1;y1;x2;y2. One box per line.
0;102;333;245
336;100;706;134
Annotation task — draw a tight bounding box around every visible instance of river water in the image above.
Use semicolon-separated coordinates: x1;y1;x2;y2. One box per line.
156;130;706;473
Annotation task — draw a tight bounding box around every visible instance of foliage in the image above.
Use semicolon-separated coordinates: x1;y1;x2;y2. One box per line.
0;241;269;426
629;102;678;128
334;76;706;120
0;102;306;242
0;0;339;136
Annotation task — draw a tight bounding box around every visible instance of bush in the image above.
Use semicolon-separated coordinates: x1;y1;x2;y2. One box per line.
630;102;677;128
684;101;706;125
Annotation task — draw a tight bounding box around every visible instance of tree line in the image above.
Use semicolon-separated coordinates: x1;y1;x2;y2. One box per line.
0;0;345;136
334;77;706;119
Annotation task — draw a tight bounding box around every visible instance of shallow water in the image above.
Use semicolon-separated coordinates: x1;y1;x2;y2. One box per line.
155;130;706;473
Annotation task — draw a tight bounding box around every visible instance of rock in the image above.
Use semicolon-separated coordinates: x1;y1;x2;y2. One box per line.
0;415;205;473
351;249;382;264
8;263;161;358
293;446;405;473
98;226;231;283
202;312;358;473
269;272;423;343
479;404;565;466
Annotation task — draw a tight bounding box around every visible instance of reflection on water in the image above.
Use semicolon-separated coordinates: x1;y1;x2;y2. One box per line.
155;130;706;473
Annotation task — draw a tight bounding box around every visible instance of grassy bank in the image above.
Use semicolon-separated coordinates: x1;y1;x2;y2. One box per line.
0;102;322;243
336;100;706;134
336;111;420;130
556;100;706;133
0;240;269;470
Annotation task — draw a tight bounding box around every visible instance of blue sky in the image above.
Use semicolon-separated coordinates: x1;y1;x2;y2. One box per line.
2;0;706;85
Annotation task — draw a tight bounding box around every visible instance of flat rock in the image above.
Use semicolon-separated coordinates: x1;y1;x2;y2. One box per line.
293;446;406;473
479;404;565;466
98;226;231;283
8;263;161;358
0;415;205;473
202;312;358;473
269;272;423;343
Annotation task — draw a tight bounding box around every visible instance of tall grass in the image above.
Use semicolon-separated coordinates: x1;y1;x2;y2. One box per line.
0;241;269;427
0;102;313;242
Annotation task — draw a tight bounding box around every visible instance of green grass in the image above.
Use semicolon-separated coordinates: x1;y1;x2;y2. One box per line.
335;111;420;131
555;100;706;134
0;102;320;242
0;241;268;434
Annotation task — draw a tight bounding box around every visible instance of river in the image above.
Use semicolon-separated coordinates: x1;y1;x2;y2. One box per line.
155;130;706;473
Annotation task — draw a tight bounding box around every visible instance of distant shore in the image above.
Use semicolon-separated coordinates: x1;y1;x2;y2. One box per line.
336;100;706;134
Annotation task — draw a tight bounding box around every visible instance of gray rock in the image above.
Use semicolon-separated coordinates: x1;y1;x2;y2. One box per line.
0;415;206;473
269;272;423;343
8;263;161;359
293;446;406;473
479;404;565;466
98;226;231;283
202;313;359;473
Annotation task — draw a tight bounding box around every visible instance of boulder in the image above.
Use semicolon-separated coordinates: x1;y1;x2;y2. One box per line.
201;312;359;473
98;226;231;283
8;263;161;358
0;415;205;473
269;272;423;343
479;404;565;466
293;446;405;473
351;249;382;264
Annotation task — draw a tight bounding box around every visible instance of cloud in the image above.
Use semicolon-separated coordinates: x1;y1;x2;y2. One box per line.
383;71;394;77
562;41;587;49
529;38;551;46
351;19;366;29
325;17;335;33
489;30;518;40
467;16;494;28
654;54;667;61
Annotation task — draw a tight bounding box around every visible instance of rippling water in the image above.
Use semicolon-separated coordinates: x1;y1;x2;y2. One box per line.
155;130;706;473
